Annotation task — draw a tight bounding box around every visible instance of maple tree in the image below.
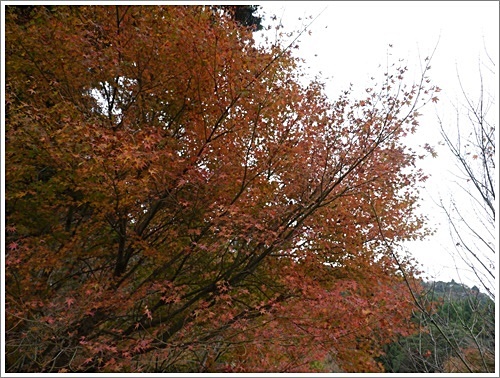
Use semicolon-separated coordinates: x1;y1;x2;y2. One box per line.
4;5;439;373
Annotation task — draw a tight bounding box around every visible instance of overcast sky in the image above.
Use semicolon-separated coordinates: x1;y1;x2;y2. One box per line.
1;1;496;291
256;1;499;291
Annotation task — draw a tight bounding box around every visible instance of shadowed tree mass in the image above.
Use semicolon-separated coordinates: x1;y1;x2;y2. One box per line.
5;5;441;373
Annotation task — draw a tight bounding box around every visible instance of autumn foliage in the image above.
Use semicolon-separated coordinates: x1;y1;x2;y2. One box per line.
4;5;438;373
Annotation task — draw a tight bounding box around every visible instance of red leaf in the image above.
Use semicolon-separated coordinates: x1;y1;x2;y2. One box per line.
65;298;75;308
8;241;19;250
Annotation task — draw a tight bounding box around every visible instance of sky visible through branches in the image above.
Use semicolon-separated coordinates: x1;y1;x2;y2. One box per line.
255;1;498;293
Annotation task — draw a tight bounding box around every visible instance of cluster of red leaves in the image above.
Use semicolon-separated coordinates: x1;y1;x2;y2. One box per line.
5;5;438;373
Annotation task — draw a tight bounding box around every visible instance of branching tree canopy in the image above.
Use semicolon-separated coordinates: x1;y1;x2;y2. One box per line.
438;63;496;300
380;280;495;373
5;5;439;373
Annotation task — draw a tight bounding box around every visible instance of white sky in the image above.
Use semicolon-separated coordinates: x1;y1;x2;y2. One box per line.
0;1;497;292
256;1;499;292
0;4;496;376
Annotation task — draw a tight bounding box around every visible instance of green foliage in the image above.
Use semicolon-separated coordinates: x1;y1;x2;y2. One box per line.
379;280;495;373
